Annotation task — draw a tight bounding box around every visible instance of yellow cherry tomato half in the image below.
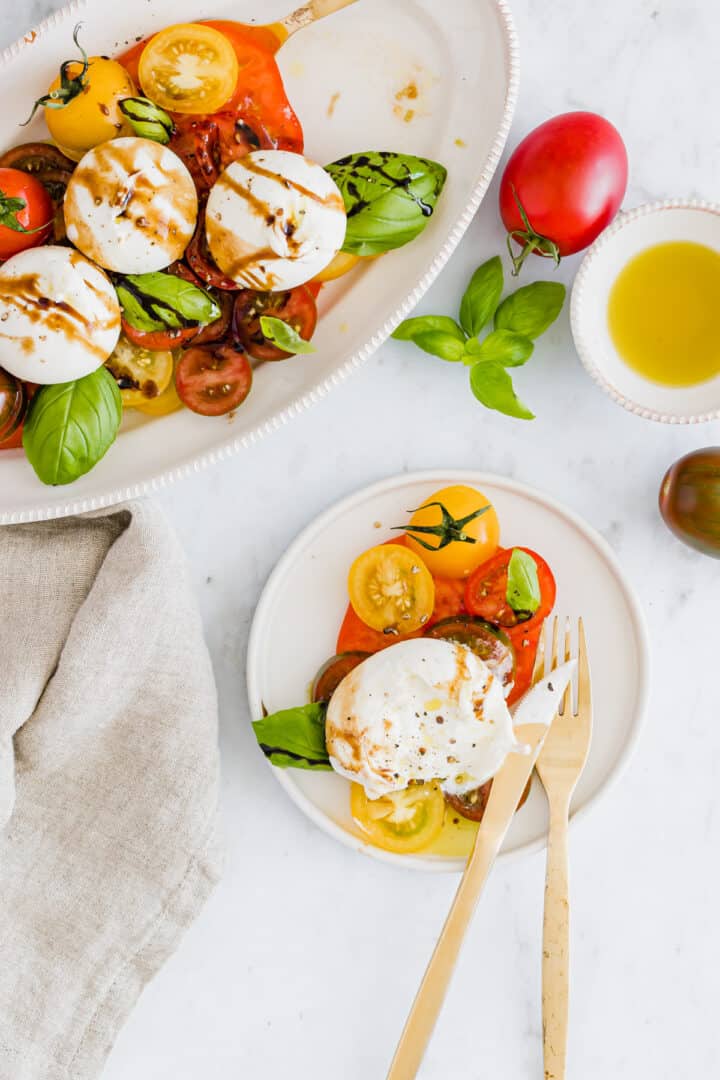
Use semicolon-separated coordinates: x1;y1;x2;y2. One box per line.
404;485;500;579
312;251;363;283
348;543;435;634
138;24;239;115
134;367;184;416
45;58;135;157
351;782;445;854
105;338;174;409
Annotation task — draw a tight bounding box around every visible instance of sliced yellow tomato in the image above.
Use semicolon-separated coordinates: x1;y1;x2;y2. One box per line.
313;251;363;283
348;544;435;634
405;485;500;579
105;338;174;408
351;782;445;854
134;372;184;416
45;58;135;157
138;24;239;115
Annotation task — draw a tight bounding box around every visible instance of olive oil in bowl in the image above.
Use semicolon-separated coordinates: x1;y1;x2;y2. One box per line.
607;241;720;387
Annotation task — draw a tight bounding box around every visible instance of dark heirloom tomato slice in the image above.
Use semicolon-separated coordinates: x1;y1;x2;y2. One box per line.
312;652;369;703
425;616;515;693
445;777;531;823
185;209;240;291
464;546;556;629
0;369;26;443
175;344;252;416
232;286;318;361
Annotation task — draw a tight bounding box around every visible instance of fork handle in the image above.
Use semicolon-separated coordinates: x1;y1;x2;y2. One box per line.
543;798;571;1080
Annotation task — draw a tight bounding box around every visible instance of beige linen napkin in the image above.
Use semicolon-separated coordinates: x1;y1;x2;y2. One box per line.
0;502;222;1080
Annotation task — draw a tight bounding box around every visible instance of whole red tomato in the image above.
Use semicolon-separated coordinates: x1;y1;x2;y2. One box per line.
0;167;53;261
499;111;628;274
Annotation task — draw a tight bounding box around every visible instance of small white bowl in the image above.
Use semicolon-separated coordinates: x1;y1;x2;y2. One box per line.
571;199;720;423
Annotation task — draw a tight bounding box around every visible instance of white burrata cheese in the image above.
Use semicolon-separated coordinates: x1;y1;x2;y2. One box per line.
204;150;346;290
326;638;519;800
64;137;198;273
0;246;120;384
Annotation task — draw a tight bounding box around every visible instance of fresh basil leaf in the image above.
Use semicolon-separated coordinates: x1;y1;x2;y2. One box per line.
392;315;466;343
506;548;541;615
22;368;122;486
412;331;467;362
119;96;174;144
459;256;504;337
494;281;566;339
259;315;316;354
252;702;332;770
469;360;534;420
465;329;534;368
117;272;221;333
326;151;447;256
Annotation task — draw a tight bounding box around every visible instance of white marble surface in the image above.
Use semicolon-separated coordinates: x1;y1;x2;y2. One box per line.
3;1;720;1077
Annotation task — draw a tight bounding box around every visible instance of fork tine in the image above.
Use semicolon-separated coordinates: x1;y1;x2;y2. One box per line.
576;617;591;717
551;615;559;672
532;620;547;685
561;618;572;715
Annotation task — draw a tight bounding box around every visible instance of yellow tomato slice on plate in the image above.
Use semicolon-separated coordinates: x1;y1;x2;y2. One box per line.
348;543;435;633
351;782;445;854
105;338;174;408
405;484;500;579
134;372;184;416
313;251;363;283
138;24;239;115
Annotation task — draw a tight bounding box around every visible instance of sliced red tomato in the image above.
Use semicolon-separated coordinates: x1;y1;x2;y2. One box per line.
175;344;252;416
232;286;317;361
426;577;467;627
464;547;556;630
506;622;544;706
185;208;240;290
118;21;303;151
169;112;272;197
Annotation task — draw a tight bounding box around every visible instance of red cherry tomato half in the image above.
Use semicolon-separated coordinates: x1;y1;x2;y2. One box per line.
0;167;53;261
232;286;317;361
464;547;556;631
121;318;200;352
175;343;252;416
499;111;628;273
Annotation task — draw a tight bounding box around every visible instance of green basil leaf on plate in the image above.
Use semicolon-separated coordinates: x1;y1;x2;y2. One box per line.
22;368;122;486
259;316;316;354
392;315;466;343
326;151;447;256
116;272;221;333
494;280;566;339
412;331;467;362
252;702;332;770
465;329;534;367
459;256;504;337
506;548;541;615
118;96;174;144
469;360;535;420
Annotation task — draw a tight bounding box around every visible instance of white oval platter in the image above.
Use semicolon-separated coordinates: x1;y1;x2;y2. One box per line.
246;470;650;872
0;0;518;523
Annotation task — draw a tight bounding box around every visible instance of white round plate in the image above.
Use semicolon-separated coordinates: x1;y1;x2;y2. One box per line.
246;470;650;871
571;199;720;424
0;0;518;523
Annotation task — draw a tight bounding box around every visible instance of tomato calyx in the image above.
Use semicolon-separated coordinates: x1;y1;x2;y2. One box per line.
0;190;48;235
23;23;90;126
395;500;491;552
506;184;561;277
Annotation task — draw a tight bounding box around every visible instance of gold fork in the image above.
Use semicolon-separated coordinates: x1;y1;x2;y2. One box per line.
535;618;593;1080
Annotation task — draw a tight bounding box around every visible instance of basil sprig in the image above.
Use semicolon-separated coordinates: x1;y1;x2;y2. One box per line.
506;549;541;616
252;702;332;771
119;97;174;145
116;272;221;333
259;316;316;355
22;368;122;486
392;257;565;420
326;151;447;256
